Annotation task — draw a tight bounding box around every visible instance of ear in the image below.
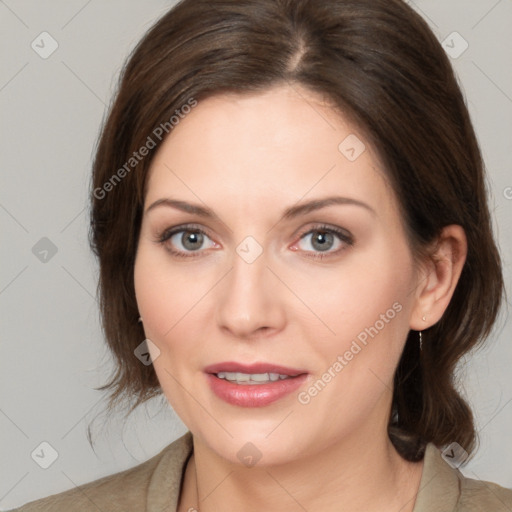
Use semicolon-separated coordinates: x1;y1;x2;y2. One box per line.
409;225;467;331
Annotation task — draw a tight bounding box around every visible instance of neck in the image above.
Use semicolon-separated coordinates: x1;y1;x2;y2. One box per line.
179;420;423;512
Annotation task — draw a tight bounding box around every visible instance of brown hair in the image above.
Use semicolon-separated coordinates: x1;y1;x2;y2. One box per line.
88;0;504;461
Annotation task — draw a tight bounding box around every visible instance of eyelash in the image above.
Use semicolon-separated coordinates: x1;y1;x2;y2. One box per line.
155;223;354;260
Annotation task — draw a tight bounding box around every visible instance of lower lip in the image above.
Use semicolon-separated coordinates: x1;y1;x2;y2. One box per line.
206;373;308;407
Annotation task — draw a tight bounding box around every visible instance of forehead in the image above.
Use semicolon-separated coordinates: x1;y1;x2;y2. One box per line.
144;85;397;220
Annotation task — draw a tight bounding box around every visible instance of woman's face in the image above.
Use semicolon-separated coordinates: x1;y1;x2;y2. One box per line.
134;85;423;465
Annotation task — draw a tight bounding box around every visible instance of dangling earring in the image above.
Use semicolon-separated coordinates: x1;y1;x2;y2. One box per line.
419;315;427;351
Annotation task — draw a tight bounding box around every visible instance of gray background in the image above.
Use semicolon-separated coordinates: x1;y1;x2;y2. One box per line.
1;0;511;509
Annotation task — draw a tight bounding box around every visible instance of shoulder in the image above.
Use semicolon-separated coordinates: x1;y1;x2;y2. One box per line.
7;431;193;512
457;473;512;511
413;443;512;512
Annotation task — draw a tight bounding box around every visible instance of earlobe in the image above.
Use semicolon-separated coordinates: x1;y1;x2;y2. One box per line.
410;225;467;331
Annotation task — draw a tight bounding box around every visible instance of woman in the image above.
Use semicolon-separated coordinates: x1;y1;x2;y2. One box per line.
12;0;511;510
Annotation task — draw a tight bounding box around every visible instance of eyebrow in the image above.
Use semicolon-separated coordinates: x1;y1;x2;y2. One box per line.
145;195;376;220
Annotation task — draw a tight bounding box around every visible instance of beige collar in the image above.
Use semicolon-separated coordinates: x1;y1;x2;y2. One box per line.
411;442;461;511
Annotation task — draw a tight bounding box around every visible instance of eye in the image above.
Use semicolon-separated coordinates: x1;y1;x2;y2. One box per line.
155;223;353;260
157;224;218;258
291;224;354;260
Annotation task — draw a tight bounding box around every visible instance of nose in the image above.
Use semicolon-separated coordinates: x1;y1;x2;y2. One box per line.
215;247;287;340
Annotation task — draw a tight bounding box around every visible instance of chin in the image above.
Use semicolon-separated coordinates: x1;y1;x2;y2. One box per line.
191;422;313;468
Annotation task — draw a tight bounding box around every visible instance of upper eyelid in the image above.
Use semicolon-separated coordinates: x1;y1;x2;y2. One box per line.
158;222;350;237
159;223;211;237
297;224;352;237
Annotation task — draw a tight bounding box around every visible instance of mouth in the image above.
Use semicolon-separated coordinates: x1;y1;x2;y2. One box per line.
203;362;308;407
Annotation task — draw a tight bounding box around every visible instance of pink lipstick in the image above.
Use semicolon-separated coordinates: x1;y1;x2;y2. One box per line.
204;362;308;407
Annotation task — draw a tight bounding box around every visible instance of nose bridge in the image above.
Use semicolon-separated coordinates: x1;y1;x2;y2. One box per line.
215;242;286;337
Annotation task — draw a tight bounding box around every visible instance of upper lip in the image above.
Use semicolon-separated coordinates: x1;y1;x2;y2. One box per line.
204;361;307;377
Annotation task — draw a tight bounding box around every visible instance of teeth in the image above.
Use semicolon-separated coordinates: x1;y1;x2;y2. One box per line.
216;372;292;384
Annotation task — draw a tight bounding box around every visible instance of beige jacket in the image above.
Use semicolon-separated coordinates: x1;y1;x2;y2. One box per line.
9;431;512;511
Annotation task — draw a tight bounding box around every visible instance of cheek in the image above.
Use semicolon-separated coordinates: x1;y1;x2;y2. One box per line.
308;245;412;341
133;243;220;370
133;247;201;416
134;245;191;343
302;236;415;395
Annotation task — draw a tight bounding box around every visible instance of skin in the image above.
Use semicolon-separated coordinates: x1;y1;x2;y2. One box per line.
134;84;467;512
